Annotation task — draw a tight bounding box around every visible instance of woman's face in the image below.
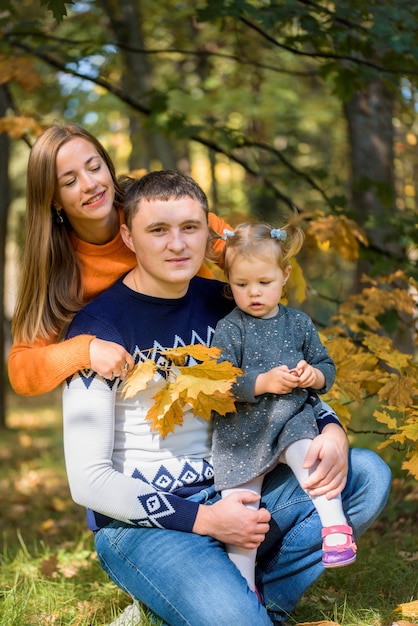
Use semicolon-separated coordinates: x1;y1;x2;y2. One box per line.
54;137;116;240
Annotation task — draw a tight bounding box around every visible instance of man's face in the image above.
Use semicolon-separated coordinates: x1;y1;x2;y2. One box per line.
121;196;209;298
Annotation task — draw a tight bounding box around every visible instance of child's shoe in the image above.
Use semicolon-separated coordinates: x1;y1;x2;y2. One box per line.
322;524;357;568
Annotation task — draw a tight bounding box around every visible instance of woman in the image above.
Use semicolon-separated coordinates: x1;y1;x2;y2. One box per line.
8;124;228;396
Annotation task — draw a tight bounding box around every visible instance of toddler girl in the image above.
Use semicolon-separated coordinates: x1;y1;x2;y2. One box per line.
212;222;357;593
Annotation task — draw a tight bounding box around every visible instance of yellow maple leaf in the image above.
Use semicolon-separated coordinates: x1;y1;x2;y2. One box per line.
395;599;418;618
146;383;185;437
308;214;367;262
177;373;234;397
363;334;411;371
374;409;399;430
378;374;415;409
178;359;242;381
162;344;221;365
121;359;157;399
120;345;242;437
402;451;418;480
190;391;235;419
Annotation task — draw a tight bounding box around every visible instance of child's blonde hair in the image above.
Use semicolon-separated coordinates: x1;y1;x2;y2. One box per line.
222;222;304;280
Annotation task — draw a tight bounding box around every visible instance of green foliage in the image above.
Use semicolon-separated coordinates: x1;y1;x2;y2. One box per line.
0;0;417;479
40;0;75;22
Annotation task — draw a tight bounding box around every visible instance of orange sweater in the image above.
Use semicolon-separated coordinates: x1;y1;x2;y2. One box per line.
8;209;228;396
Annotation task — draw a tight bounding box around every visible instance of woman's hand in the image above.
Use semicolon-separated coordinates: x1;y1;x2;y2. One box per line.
301;423;349;499
192;491;271;549
89;338;134;380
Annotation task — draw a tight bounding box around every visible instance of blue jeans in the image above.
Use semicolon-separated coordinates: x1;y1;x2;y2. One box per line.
95;448;391;625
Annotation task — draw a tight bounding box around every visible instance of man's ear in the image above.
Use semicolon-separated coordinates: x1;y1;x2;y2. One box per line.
120;223;135;253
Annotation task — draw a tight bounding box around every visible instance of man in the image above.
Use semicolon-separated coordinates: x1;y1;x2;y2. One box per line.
63;170;391;626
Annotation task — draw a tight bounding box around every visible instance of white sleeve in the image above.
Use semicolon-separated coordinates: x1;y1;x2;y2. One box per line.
63;373;165;526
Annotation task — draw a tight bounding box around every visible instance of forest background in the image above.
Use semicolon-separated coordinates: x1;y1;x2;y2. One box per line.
0;1;417;625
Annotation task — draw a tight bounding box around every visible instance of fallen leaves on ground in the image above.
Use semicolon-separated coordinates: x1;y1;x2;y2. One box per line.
395;600;418;619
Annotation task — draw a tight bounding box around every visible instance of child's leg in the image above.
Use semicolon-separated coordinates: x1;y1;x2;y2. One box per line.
222;475;264;592
281;438;357;568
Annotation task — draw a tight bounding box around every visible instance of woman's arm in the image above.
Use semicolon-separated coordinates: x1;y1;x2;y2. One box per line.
8;334;133;396
8;334;94;396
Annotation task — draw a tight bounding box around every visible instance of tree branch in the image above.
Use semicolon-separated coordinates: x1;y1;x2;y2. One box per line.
239;16;418;76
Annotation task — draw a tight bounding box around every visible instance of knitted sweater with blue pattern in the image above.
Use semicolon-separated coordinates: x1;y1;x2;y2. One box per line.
63;275;341;533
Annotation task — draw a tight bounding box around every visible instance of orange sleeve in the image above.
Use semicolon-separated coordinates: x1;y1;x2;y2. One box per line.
208;212;230;256
8;334;94;396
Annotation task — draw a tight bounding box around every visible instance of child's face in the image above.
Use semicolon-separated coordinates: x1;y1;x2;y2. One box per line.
228;255;291;319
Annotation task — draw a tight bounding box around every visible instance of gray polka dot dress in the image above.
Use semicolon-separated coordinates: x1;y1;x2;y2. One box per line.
211;305;336;491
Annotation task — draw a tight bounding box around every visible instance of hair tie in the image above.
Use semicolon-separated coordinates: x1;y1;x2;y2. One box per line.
270;228;287;241
222;228;235;240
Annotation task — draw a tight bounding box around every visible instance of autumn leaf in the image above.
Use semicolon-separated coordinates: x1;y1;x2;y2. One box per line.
178;359;242;381
377;374;416;409
402;451;418;479
192;389;237;419
40;554;58;577
121;359;157;399
289;257;307;304
395;599;418;618
308;213;367;262
120;345;242;437
374;409;398;430
162;344;221;365
147;383;185;437
0;55;43;91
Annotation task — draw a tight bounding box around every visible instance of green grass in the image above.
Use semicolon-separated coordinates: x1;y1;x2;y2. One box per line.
1;387;417;626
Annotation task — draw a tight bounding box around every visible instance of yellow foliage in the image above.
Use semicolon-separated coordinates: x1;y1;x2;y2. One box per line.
163;344;221;365
147;384;184;437
323;270;418;479
307;213;368;262
289;257;307;304
0;54;43;91
0;116;44;139
122;345;242;438
395;599;418;618
121;359;157;399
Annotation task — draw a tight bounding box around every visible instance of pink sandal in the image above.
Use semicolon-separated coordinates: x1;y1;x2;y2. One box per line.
322;524;357;568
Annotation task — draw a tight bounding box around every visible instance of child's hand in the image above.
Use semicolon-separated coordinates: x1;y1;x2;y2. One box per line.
292;360;325;390
254;365;300;395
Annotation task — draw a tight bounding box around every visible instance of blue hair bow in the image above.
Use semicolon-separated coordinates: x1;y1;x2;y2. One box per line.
270;228;287;241
222;228;235;240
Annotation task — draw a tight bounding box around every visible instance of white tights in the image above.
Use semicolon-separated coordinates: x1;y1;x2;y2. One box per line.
222;438;348;591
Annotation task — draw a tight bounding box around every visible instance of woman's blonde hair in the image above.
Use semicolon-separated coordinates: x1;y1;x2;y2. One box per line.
12;124;123;343
222;221;304;280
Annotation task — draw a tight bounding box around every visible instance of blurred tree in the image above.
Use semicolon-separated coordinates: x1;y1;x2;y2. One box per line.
0;84;11;429
0;0;416;475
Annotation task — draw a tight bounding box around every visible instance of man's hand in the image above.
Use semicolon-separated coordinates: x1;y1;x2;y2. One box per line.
192;491;271;549
301;423;349;499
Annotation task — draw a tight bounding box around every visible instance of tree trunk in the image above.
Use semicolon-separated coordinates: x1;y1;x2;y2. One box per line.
98;0;177;170
0;85;11;429
344;79;413;352
344;79;399;260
